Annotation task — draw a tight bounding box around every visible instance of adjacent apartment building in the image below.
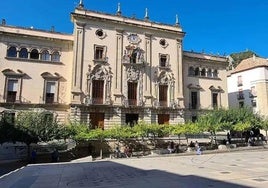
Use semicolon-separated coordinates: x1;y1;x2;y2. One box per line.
228;55;268;117
0;3;229;129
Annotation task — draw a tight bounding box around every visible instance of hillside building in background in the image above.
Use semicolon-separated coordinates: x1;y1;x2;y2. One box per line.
0;3;229;128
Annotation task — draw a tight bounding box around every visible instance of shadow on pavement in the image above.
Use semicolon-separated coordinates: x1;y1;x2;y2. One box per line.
0;160;253;188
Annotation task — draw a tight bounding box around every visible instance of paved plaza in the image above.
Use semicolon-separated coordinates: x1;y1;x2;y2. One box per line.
1;149;268;188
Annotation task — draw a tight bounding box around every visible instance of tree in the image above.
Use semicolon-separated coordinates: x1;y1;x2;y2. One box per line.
15;110;64;159
229;50;258;68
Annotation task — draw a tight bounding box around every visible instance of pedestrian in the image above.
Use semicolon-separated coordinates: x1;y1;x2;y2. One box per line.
31;150;37;163
227;132;231;144
167;141;175;153
51;148;59;162
114;146;121;158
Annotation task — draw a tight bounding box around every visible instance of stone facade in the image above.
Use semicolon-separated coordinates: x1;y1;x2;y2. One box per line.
0;5;229;128
183;52;229;121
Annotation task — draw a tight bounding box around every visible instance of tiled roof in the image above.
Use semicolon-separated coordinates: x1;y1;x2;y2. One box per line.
232;55;268;73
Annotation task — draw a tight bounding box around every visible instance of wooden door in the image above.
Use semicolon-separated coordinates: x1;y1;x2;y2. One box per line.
90;113;104;129
158;114;169;125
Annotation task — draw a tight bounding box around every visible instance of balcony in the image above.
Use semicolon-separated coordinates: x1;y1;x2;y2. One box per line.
93;57;108;64
249;92;257;98
92;98;103;105
159;64;171;70
128;99;137;106
237;82;243;87
159;101;167;107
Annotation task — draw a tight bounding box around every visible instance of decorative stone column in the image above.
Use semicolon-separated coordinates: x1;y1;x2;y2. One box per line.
71;21;86;104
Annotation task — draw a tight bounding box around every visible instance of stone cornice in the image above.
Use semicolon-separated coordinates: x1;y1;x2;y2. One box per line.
71;11;185;37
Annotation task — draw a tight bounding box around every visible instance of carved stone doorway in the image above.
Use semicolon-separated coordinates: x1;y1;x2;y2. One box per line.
158;114;169;125
125;113;139;127
90;113;104;129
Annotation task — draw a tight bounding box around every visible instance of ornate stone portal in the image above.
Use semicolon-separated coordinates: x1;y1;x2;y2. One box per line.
85;64;113;105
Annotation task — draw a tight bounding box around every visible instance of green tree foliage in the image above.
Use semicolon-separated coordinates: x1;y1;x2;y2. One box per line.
196;107;261;133
15;110;63;144
0;116;17;144
230;50;258;68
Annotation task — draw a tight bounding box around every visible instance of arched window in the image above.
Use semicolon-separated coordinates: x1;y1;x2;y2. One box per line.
41;50;50;61
201;68;206;76
207;68;212;77
51;51;60;62
213;69;218;78
188;66;195;76
30;49;39;59
194;67;200;76
7;46;17;57
19;48;28;58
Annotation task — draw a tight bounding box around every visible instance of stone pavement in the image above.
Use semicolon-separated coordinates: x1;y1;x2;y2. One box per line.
1;149;268;188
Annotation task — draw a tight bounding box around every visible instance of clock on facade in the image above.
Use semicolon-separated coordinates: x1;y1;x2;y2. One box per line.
128;33;140;44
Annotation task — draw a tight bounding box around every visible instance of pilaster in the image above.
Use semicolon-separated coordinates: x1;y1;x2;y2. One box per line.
71;21;86;104
176;38;184;107
144;32;152;106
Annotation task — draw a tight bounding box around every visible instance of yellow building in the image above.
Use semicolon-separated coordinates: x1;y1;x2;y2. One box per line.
0;3;229;128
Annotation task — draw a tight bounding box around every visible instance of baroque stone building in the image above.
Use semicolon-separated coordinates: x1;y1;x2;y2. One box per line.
0;3;229;129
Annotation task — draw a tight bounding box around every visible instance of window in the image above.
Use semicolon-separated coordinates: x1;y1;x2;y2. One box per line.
45;82;56;104
7;46;17;57
19;48;28;58
191;91;198;109
92;80;104;104
212;93;218;108
41;50;50;61
251;100;257;107
159;85;168;107
30;49;39;59
130;49;137;64
237;76;243;86
41;72;60;104
159;39;167;47
200;68;206;76
128;82;137;106
194;67;199;76
51;51;60;62
160;55;167;67
94;45;106;61
213;69;218;78
249;86;257;98
207;69;212;77
159;54;168;67
237;89;244;100
239;101;244;108
95;29;105;38
6;80;18;103
188;67;195;76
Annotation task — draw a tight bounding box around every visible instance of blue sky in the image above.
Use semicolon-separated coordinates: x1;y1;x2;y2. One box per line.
1;0;268;57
